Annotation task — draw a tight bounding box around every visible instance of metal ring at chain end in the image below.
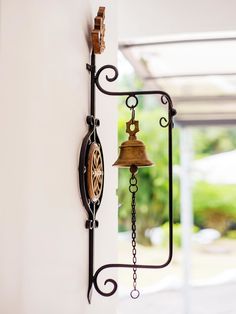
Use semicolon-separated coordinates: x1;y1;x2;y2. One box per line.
130;289;140;299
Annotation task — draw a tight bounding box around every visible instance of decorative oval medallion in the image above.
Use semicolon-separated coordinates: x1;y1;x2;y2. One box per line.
87;143;104;202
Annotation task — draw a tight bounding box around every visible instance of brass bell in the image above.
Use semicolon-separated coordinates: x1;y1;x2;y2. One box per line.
113;119;154;168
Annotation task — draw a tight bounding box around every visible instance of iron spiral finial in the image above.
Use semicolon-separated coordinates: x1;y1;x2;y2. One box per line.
93;267;118;297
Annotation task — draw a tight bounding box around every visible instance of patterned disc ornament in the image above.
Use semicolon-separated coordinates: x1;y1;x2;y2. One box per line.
87;143;104;202
79;116;104;217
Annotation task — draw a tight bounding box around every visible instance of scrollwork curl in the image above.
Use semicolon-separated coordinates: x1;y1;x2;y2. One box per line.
161;94;169;105
159;93;176;128
93;267;118;297
159;117;169;128
95;65;119;96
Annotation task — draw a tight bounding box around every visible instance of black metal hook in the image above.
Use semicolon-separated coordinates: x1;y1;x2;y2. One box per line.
80;51;176;303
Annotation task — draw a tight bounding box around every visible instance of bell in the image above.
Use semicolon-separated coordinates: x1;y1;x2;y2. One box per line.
113;119;154;168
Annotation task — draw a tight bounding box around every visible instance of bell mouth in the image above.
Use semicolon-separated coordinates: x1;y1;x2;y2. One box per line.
112;160;154;168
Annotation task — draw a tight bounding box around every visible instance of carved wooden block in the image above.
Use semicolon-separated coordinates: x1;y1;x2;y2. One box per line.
91;6;105;54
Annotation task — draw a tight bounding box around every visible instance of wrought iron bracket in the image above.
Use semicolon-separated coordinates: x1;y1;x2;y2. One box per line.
79;51;177;303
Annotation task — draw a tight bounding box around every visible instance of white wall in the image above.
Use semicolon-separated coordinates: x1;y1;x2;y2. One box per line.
118;0;236;40
0;1;118;313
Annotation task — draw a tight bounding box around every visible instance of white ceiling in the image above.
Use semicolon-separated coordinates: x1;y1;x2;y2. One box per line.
117;1;236;126
118;0;236;41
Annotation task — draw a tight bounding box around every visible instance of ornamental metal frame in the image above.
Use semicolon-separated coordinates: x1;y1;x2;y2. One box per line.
79;51;177;303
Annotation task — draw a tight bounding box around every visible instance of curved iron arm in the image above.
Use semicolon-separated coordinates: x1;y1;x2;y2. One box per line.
93;238;173;297
95;64;171;98
94;64;176;127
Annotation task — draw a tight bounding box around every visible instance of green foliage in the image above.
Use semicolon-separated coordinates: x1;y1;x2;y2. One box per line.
193;127;236;159
225;230;236;239
193;182;236;234
117;103;180;245
192;127;236;236
161;223;181;247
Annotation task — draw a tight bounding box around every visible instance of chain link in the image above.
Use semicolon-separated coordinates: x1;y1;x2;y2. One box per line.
129;168;140;299
131;108;135;123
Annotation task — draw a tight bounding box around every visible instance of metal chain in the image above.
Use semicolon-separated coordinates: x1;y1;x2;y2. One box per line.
129;166;140;299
